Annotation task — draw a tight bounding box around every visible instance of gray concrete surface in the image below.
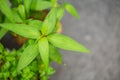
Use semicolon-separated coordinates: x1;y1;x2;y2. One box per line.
50;0;120;80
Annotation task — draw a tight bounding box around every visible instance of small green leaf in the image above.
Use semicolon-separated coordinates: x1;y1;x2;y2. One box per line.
24;0;33;16
0;0;15;22
49;44;62;64
65;3;80;18
17;4;26;19
57;7;65;20
17;43;39;71
41;8;57;35
0;23;40;39
27;19;43;30
38;37;49;69
31;0;53;11
48;33;90;53
0;28;8;39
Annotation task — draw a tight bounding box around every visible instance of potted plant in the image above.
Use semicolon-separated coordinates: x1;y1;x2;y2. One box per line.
0;0;90;80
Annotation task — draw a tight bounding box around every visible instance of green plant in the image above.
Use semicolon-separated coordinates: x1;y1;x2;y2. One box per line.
0;0;90;80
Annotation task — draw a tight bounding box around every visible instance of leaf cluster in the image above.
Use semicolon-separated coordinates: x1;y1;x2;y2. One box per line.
0;0;90;80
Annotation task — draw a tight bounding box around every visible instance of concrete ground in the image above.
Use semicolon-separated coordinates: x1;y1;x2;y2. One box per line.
50;0;120;80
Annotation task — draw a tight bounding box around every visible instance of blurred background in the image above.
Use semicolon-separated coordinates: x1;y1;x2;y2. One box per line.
50;0;120;80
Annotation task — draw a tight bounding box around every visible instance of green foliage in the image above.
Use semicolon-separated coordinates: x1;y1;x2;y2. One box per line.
49;44;62;64
31;0;53;11
0;23;41;39
57;7;65;20
17;4;26;19
0;0;90;80
41;8;57;35
17;43;39;71
65;3;80;18
0;0;15;22
0;28;8;39
24;0;33;16
48;33;90;53
38;37;49;70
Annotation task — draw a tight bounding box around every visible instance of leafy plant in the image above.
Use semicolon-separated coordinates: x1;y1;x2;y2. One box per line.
0;0;90;80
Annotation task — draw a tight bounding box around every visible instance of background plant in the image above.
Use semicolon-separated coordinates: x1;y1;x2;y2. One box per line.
0;0;90;80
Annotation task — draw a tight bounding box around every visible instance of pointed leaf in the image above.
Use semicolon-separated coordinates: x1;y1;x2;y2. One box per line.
49;44;62;64
48;33;90;53
41;8;57;35
31;0;52;11
38;37;49;69
0;0;15;22
0;23;40;39
17;5;26;19
24;0;33;16
17;43;39;71
65;3;80;18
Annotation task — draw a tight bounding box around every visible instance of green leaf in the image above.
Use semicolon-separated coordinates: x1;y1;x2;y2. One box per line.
12;8;23;22
48;33;90;53
27;19;43;30
17;5;26;19
31;0;53;11
0;28;8;39
38;37;49;69
0;43;4;53
65;3;80;18
57;7;65;20
24;0;33;16
51;0;57;3
0;12;3;23
49;44;62;64
41;8;57;35
0;0;15;22
47;66;56;75
0;23;40;39
17;43;39;71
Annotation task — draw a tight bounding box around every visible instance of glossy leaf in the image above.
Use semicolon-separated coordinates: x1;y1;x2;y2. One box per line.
0;28;8;39
0;0;15;22
38;37;49;69
31;0;52;11
24;0;33;16
65;3;80;18
17;43;39;71
41;8;57;35
48;33;90;53
49;44;62;64
0;23;40;39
